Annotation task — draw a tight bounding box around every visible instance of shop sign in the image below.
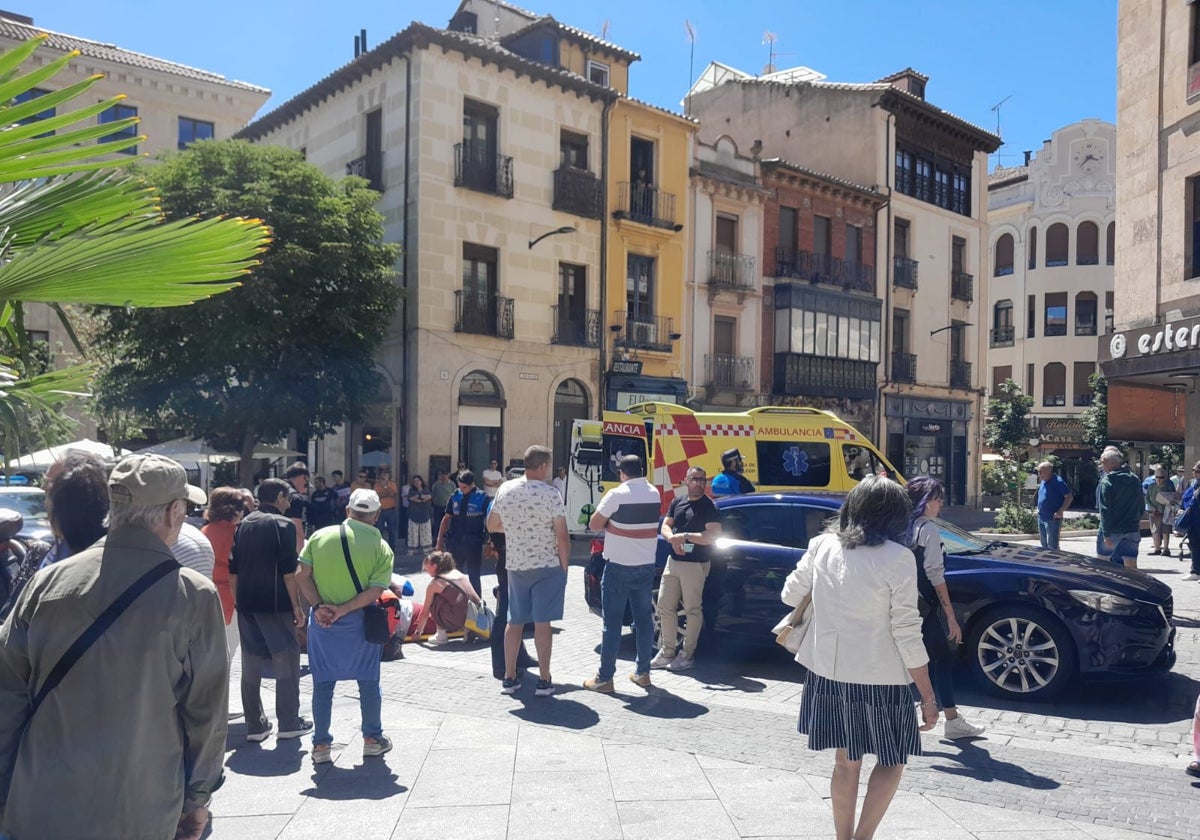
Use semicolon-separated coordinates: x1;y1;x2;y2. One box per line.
616;391;677;410
611;359;643;375
1107;317;1200;360
906;419;948;435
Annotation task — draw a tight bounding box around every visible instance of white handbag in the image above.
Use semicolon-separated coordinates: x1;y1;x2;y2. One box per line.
773;594;813;654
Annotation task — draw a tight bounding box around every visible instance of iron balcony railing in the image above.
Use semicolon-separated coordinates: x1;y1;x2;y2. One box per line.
552;167;601;219
774;355;877;399
550;306;599;348
1043;395;1067;407
950;360;972;390
346;153;383;193
772;247;875;294
951;272;974;303
454;290;514;339
892;351;917;383
454;141;514;198
1073;393;1094;407
705;354;755;391
990;326;1015;348
615;181;677;229
613;311;674;353
1045;324;1068;337
707;251;757;295
894;257;919;290
1075;321;1097;336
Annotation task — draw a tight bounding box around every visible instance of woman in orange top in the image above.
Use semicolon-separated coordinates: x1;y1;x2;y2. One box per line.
202;486;250;660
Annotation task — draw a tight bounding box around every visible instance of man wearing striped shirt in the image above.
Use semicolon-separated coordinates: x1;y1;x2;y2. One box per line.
585;455;662;692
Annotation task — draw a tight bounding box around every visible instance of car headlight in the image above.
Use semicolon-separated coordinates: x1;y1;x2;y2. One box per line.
1068;589;1140;615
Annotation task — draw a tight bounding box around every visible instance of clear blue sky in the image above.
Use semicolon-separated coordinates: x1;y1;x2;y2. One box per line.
29;0;1115;171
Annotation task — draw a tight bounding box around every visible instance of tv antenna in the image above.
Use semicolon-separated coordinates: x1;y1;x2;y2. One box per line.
763;31;777;74
989;94;1012;138
685;20;696;116
600;19;610;40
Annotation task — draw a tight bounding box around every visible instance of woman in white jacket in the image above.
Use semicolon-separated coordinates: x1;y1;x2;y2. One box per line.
782;476;937;840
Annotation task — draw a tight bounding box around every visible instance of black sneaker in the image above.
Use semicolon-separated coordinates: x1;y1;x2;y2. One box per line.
277;718;314;740
246;720;274;743
534;679;554;697
501;677;522;695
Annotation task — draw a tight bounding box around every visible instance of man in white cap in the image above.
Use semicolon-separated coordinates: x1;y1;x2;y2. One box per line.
295;488;395;764
0;453;227;840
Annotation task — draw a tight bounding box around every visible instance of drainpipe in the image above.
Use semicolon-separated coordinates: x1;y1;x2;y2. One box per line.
401;54;413;468
879;111;895;456
598;95;614;418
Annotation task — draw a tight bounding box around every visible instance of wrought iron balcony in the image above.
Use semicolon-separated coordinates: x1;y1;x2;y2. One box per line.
1043;394;1067;407
772;247;874;294
705;354;755;392
841;261;876;294
774;354;876;400
346;153;383;192
1045;324;1067;337
1073;393;1094;407
1075;321;1097;336
1078;254;1100;266
892;351;917;383
454;290;514;339
550;306;599;348
612;311;675;353
951;272;974;303
894;257;919;290
950;360;972;390
990;326;1015;347
552;167;601;219
614;181;677;229
454;141;514;198
707;251;757;295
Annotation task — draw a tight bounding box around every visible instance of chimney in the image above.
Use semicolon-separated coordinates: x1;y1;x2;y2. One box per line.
361;28;368;52
354;35;360;58
1023;150;1032;166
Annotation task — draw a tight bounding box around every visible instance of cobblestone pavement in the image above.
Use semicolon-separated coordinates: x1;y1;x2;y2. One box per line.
218;534;1200;839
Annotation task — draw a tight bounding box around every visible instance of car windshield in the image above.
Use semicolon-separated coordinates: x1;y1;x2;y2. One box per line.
933;516;990;553
0;492;47;521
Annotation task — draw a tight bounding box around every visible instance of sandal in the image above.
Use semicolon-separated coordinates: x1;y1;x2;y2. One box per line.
1186;761;1200;778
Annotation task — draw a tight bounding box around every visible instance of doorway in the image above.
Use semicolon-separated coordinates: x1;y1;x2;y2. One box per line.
553;379;589;470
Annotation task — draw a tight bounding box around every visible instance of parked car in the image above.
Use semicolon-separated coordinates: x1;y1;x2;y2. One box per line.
0;487;51;543
585;492;1175;699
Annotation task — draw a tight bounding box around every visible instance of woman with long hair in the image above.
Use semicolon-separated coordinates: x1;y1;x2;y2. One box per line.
202;486;250;659
782;476;936;840
407;550;481;645
905;476;985;740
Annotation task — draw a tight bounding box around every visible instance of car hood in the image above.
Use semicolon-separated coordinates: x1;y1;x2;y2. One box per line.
952;542;1173;602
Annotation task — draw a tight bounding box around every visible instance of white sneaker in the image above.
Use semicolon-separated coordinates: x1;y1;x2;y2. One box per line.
428;629;450;645
943;716;986;739
649;650;675;669
1184;574;1200;582
667;653;695;671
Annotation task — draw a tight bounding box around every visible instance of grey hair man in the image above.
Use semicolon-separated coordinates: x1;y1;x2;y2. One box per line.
0;454;227;840
1098;448;1143;568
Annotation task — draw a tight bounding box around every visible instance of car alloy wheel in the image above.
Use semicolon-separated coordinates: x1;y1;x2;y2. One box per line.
969;606;1074;698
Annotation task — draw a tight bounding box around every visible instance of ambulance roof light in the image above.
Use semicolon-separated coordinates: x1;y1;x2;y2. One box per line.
749;406;838;419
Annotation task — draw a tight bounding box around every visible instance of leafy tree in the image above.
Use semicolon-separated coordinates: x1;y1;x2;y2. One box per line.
1080;372;1109;454
0;36;269;466
94;141;401;486
983;380;1035;520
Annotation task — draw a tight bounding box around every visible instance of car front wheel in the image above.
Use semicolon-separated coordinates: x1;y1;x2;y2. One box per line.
966;605;1076;699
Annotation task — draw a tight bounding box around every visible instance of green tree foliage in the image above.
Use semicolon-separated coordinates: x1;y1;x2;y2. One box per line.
983;379;1033;455
94;141;400;486
1080;373;1109;454
0;36;269;466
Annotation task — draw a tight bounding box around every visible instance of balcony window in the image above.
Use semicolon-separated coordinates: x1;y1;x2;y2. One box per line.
950;360;972;390
1046;223;1069;267
178;116;214;150
993;233;1014;276
895;140;971;216
553;167;601;218
1045;293;1067;336
1076;221;1099;265
616;181;677;228
706;354;755;392
891;351;917;383
991;300;1014;347
458;99;512;198
560;129;588;169
99;103;138;154
1075;292;1097;336
627;254;655;322
951;272;973;303
707;251;756;294
347;109;384;192
1043;362;1066;406
1073;361;1096;408
894;257;918;290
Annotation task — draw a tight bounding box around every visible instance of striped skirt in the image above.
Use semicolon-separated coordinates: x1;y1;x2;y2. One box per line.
797;672;921;766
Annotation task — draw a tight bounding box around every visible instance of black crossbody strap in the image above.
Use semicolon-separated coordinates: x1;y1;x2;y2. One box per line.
340;523;365;595
32;559;177;716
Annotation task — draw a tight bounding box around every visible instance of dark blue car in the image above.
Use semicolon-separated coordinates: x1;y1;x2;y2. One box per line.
585;492;1176;700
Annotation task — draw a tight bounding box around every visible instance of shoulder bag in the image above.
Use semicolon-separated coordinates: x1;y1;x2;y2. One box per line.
339;524;391;645
774;553;815;654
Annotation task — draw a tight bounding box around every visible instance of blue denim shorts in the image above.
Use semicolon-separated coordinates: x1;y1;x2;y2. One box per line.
507;565;567;624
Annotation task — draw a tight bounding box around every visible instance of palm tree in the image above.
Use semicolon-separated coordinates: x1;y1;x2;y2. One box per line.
0;35;269;464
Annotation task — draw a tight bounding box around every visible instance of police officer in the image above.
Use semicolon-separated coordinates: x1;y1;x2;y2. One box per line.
435;470;489;602
711;448;755;496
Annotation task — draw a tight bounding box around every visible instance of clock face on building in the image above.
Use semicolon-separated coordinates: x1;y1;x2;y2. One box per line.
1073;140;1105;175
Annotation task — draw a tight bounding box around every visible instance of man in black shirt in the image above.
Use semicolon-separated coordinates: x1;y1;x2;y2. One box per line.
283;462;310;547
230;478;311;743
653;466;722;672
307;475;338;530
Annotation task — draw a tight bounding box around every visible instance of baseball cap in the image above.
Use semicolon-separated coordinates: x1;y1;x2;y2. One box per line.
349;488;381;514
109;454;206;507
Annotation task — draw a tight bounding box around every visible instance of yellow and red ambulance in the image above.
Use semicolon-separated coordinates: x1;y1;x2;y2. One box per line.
564;403;902;532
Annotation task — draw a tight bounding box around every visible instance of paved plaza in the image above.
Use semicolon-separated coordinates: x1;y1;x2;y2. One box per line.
212;532;1200;839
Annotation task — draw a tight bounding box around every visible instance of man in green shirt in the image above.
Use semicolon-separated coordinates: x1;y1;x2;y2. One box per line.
295;488;394;764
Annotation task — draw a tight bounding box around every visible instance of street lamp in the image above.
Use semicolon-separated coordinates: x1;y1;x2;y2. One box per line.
930;323;974;337
528;225;576;249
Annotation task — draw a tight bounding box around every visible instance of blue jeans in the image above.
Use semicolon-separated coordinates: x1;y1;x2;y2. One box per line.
599;562;655;681
377;508;398;547
1038;517;1062;550
312;679;382;746
1107;532;1141;566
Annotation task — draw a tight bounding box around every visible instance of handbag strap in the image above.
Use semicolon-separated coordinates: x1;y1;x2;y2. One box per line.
339;523;365;595
32;559;177;717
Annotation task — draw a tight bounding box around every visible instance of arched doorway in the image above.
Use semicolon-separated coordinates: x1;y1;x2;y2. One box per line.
458;370;503;473
553;379;590;470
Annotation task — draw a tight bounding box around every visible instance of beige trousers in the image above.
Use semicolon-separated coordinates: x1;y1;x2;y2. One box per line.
657;557;710;657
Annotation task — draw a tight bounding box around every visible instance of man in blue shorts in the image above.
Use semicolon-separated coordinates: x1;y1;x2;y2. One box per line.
487;445;569;697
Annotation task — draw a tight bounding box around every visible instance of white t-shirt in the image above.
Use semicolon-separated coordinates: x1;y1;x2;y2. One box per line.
172;522;215;579
481;468;504;498
490;476;566;571
594;478;661;566
552;475;566;501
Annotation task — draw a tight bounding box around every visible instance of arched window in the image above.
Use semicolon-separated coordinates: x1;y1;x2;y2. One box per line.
991;299;1014;347
552;379;590;470
1074;292;1097;336
1106;221;1115;266
1046;223;1069;267
1028;226;1038;269
1043;362;1066;407
1076;221;1099;265
993;233;1014;276
458;370;504;473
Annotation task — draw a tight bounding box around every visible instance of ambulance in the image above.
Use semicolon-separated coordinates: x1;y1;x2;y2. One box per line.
564;402;903;532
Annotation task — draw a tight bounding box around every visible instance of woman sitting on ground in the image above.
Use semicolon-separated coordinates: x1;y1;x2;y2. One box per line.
407;550;481;645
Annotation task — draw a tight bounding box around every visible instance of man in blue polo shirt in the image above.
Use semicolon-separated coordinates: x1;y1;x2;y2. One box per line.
1035;461;1074;550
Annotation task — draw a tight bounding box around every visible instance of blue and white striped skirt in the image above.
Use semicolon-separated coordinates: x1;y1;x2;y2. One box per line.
797;672;921;766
